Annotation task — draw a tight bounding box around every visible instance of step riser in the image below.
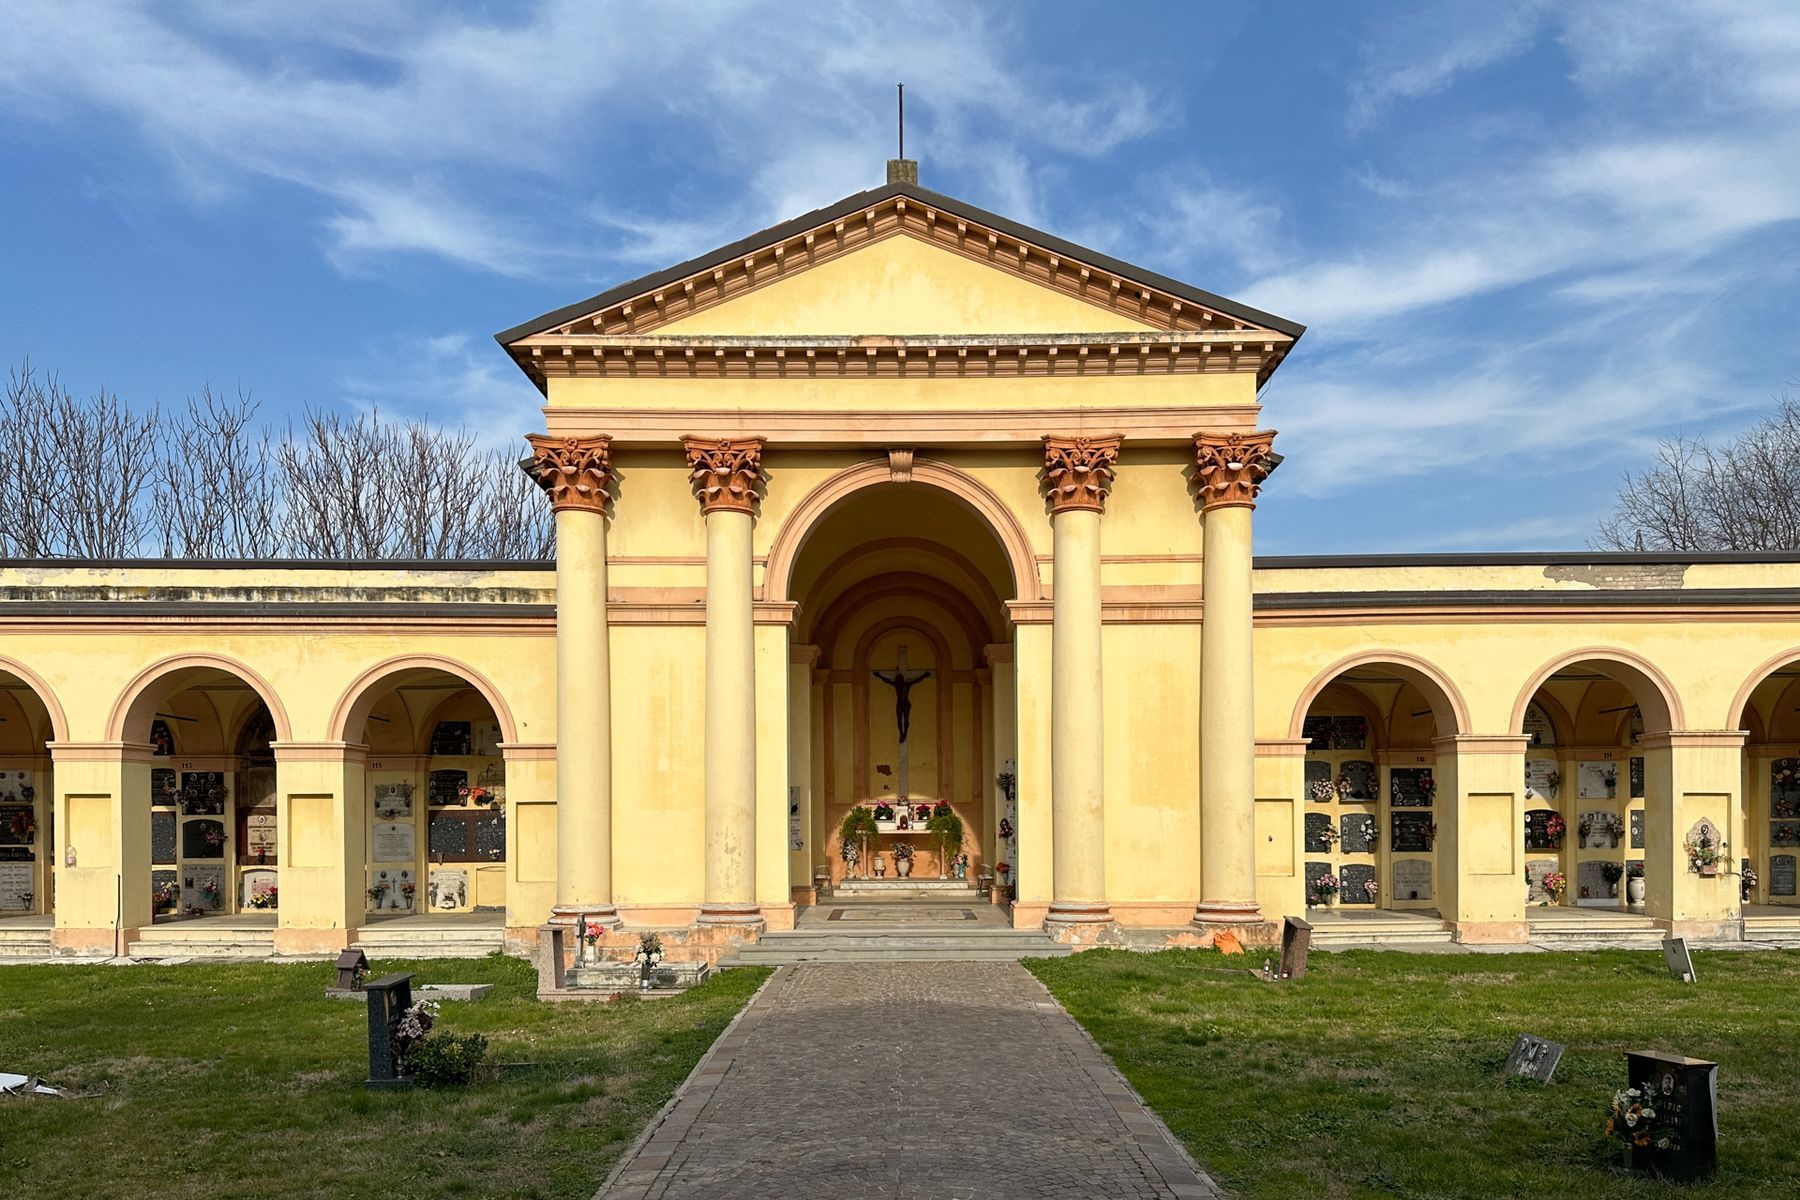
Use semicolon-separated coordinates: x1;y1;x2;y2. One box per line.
727;950;1074;963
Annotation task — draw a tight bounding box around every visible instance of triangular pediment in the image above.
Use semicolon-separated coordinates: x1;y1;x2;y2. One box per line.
497;181;1303;347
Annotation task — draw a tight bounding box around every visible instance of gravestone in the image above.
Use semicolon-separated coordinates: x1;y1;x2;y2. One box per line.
1579;811;1615;850
335;948;368;990
240;808;277;862
429;721;472;756
0;769;30;803
182;818;226;859
372;822;415;863
1392;858;1433;901
1524;809;1559;851
1770;854;1797;897
1502;1033;1564;1083
1340;863;1376;905
1621;1051;1718;1181
1304;812;1333;853
1304;715;1368;750
1525;758;1559;799
1577;860;1616;903
373;782;414;820
1662;936;1696;983
427;769;468;807
1337;760;1376;800
363;973;415;1088
240;869;277;907
1630;756;1645;798
150;868;177;908
1279;917;1312;980
183;864;225;912
429;868;468;909
1304;759;1331;799
0;862;32;910
474;813;505;859
1577;760;1618;800
179;771;227;815
1391;812;1433;853
1389;767;1433;808
369;866;413;912
150;767;177;805
1525;858;1559;903
150;811;177;864
1304;861;1333;899
1631;810;1645;849
1339;813;1376;854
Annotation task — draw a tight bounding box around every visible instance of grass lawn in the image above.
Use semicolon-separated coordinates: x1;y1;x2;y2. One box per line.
1028;948;1800;1199
0;956;766;1200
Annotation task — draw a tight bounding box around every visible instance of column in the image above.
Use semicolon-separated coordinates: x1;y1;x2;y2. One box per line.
271;740;367;955
1192;430;1276;928
1042;435;1120;929
788;646;818;904
1432;735;1529;943
684;436;766;927
986;643;1016;888
48;741;152;955
523;434;619;927
1640;731;1745;940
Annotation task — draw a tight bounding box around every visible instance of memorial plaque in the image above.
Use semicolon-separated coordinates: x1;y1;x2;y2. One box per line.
238;765;275;809
0;769;31;803
1304;759;1332;800
1392;858;1433;901
372;822;415;863
1339;812;1377;854
0;862;32;910
1580;810;1617;850
0;805;33;846
1391;811;1434;853
1630;756;1645;799
1662;936;1697;983
1340;863;1376;905
1503;1033;1564;1083
429;814;468;860
1389;766;1433;808
1577;760;1619;800
474;720;503;756
474;813;505;859
1524;809;1561;851
428;721;472;756
0;846;30;862
151;810;177;864
1302;715;1331;749
1770;854;1797;896
1771;758;1800;816
368;865;415;911
182;863;225;911
151;868;177;907
428;867;468;910
1278;917;1312;980
373;782;414;820
1631;809;1645;849
1770;820;1800;851
1621;1051;1719;1182
1303;715;1367;750
427;769;468;807
1525;858;1559;903
179;771;228;815
240;809;277;863
150;767;177;805
1304;860;1333;897
182;818;226;859
1523;702;1557;747
241;868;277;908
1577;859;1617;903
1304;812;1334;853
1524;758;1560;800
1340;759;1377;800
150;719;175;756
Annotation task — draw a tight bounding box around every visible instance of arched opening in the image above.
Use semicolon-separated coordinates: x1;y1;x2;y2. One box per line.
1730;653;1800;910
1293;657;1462;915
338;664;512;924
120;662;283;925
1512;654;1678;921
0;661;59;925
786;475;1017;905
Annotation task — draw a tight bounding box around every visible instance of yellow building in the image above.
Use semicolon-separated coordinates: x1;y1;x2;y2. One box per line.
4;166;1798;961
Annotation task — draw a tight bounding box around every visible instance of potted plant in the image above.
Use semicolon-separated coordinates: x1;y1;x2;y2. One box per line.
839;806;879;879
1312;873;1340;908
892;842;914;877
840;836;860;877
926;807;964;879
1741;865;1758;903
873;803;895;822
1627;861;1647;907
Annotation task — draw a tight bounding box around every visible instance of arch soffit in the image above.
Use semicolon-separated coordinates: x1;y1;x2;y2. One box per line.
107;653;293;744
1727;648;1800;734
765;457;1040;605
850;615;958;679
812;575;997;663
329;654;520;745
1509;648;1684;736
803;537;1006;628
1288;651;1471;740
819;594;989;672
0;655;71;744
1308;680;1391;749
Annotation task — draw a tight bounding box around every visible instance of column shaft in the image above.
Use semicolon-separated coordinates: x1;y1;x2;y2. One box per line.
701;506;759;921
553;507;615;919
1196;502;1260;923
1048;506;1109;923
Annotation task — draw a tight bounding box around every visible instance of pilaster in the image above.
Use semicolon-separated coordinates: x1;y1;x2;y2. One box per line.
270;740;368;956
1432;735;1529;944
1640;731;1746;941
47;741;154;955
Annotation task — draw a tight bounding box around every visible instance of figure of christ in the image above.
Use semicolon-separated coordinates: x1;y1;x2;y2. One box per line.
871;659;934;743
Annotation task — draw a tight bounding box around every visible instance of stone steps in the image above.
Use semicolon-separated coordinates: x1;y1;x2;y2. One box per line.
1307;918;1456;948
127;932;276;959
0;928;55;960
354;928;505;959
722;928;1071;965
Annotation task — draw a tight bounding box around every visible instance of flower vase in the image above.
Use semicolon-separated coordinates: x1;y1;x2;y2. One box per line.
1627;876;1646;907
896;856;911;878
1327;893;1339;910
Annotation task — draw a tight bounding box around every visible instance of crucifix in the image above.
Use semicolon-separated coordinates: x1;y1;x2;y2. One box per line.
872;645;933;799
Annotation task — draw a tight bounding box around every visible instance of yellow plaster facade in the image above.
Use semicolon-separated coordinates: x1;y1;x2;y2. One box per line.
4;176;1797;957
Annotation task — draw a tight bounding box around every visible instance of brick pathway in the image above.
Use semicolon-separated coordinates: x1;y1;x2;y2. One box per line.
596;962;1225;1200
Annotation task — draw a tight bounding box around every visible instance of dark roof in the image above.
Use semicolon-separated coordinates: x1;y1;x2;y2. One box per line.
494;180;1306;345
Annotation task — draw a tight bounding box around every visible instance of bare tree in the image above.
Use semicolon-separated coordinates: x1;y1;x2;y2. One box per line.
1597;392;1800;552
0;360;68;556
152;386;283;557
475;449;556;559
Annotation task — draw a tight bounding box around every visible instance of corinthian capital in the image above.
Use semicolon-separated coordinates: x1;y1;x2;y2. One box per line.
1042;435;1122;514
523;434;614;515
682;435;767;515
1193;430;1277;512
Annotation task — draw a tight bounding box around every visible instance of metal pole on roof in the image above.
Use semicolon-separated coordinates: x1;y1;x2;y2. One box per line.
898;82;904;160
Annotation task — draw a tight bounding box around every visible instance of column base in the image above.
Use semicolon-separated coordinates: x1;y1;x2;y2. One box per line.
272;927;357;956
1450;920;1528;945
1190;899;1262;927
696;902;765;927
52;926;137;956
551;904;621;929
1654;917;1742;943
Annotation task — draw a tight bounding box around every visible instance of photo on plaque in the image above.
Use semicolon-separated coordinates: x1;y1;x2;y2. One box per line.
428;867;468;910
150;767;177;805
1339;760;1378;801
1390;811;1434;853
182;864;225;912
373;781;414;820
1340;863;1376;905
368;866;415;911
182;818;227;859
1524;809;1562;851
1631;809;1645;849
1577;760;1619;800
179;771;228;815
1524;759;1560;800
1305;812;1334;853
0;770;32;803
1389;766;1435;808
1339;812;1377;854
1525;858;1560;904
428;769;469;807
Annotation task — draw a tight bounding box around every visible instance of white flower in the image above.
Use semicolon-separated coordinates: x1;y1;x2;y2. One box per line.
1624;1113;1638;1128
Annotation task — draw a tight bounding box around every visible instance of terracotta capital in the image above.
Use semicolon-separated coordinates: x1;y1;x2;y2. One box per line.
523;434;614;515
683;435;766;515
1193;430;1277;512
1042;434;1121;514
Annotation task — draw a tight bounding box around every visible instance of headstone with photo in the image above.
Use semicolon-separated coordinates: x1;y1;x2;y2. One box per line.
1389;767;1433;808
150;767;177;805
429;721;473;756
1770;854;1797;897
1631;809;1646;849
1304;860;1332;899
1339;759;1377;800
182;818;226;859
1577;760;1618;800
1524;809;1560;851
1340;863;1376;905
1502;1033;1564;1083
1304;812;1333;853
1577;859;1616;904
1630;756;1645;798
363;973;415;1088
1620;1050;1718;1182
1304;758;1331;799
1339;813;1376;854
427;769;468;807
1525;858;1559;903
1391;811;1433;853
1525;758;1559;800
183;864;225;912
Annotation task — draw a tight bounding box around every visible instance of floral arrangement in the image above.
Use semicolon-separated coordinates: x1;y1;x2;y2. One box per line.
1683;829;1726;874
153;881;180;909
1312;873;1340;902
1774;798;1799;819
952;852;969;876
1604;813;1626;846
1542;871;1568;901
1352;816;1377;850
393;998;440;1065
995;861;1010;879
998;818;1015;840
367;881;390;905
1742;866;1759;901
873;803;895;821
1543;770;1561;798
1308;779;1336;803
203;826;225;849
1577;815;1593;842
1774;765;1798;790
634;932;664;968
402;880;417;903
1776;824;1799;846
892;843;914;863
1364;880;1379;900
1602;862;1625;884
914;804;932;822
933;801;951;817
1603;768;1618;796
199;877;222;904
583;920;606;947
1421;821;1439;846
841;837;860;867
1416;773;1437;802
1628;861;1645;880
246;885;278;909
2;808;36;842
1543;813;1567;846
1606;1084;1679;1153
1335;774;1354;798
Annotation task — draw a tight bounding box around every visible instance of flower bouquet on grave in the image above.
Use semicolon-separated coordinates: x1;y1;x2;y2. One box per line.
1307;779;1335;803
204;826;225;850
1421;821;1439;849
1578;816;1594;844
634;932;665;990
367;881;390;907
1602;861;1625;897
1777;825;1800;846
873;803;895;822
1741;865;1759;902
892;842;915;878
402;880;417;906
1683;830;1726;876
1606;1084;1680;1155
1417;773;1437;803
1356;816;1378;852
1316;823;1341;851
1604;813;1626;847
1542;871;1568;903
1311;874;1340;907
995;861;1010;894
199;877;222;907
952;852;969;880
2;808;34;843
246;885;278;910
1774;798;1800;820
1364;880;1379;902
1544;813;1567;849
153;881;180;912
1336;773;1356;799
1603;768;1618;798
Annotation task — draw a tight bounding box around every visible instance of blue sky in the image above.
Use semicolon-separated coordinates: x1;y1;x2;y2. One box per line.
2;1;1797;554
